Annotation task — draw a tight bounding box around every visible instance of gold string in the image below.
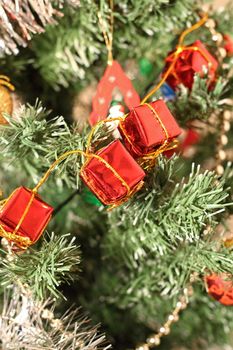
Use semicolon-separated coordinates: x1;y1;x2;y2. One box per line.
86;116;125;153
0;226;31;249
144;103;169;140
178;15;208;46
141;14;208;104
98;0;114;65
168;45;209;61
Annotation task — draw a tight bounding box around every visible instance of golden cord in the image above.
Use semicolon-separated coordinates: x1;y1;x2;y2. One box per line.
98;0;114;65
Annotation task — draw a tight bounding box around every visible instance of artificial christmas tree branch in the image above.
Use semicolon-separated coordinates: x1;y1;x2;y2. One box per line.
0;233;80;299
0;284;109;350
167;75;230;126
0;0;80;55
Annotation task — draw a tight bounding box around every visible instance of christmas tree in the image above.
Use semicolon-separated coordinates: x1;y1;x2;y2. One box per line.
0;0;233;349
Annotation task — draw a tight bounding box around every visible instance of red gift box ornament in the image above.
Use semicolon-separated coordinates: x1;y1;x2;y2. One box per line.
119;100;181;166
205;274;233;306
223;34;233;56
163;40;218;90
141;16;212;106
0;187;53;249
80;140;145;208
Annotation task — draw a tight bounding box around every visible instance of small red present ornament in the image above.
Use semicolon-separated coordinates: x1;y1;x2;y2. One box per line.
119;100;181;158
80;140;145;207
205;273;233;306
223;34;233;56
0;187;53;249
164;40;218;90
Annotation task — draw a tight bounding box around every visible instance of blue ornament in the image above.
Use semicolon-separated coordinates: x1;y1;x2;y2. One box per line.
160;82;176;101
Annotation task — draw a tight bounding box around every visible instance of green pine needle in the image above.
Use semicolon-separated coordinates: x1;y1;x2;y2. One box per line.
0;233;80;299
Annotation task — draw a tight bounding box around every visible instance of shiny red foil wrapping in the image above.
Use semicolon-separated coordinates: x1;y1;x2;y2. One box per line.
81;140;145;205
164;40;218;90
206;274;233;306
224;34;233;56
119;100;181;157
0;187;53;244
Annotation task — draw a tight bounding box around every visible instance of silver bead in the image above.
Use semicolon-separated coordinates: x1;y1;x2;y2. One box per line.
159;326;166;334
223;120;231;132
212;33;223;44
219;47;227;59
153;336;161;346
159;326;170;335
176;301;182;308
164;326;170;335
168;314;174;321
223;110;232;121
218;150;226;161
216;164;224;175
136;344;149;350
205;19;216;29
147;336;160;346
221;134;228;146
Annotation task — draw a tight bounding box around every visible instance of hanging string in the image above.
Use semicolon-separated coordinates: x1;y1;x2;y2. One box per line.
98;0;114;65
141;14;208;104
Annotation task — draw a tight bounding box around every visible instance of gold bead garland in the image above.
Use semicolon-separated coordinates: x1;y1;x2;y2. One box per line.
135;274;198;350
205;18;226;61
205;18;232;175
215;110;231;175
